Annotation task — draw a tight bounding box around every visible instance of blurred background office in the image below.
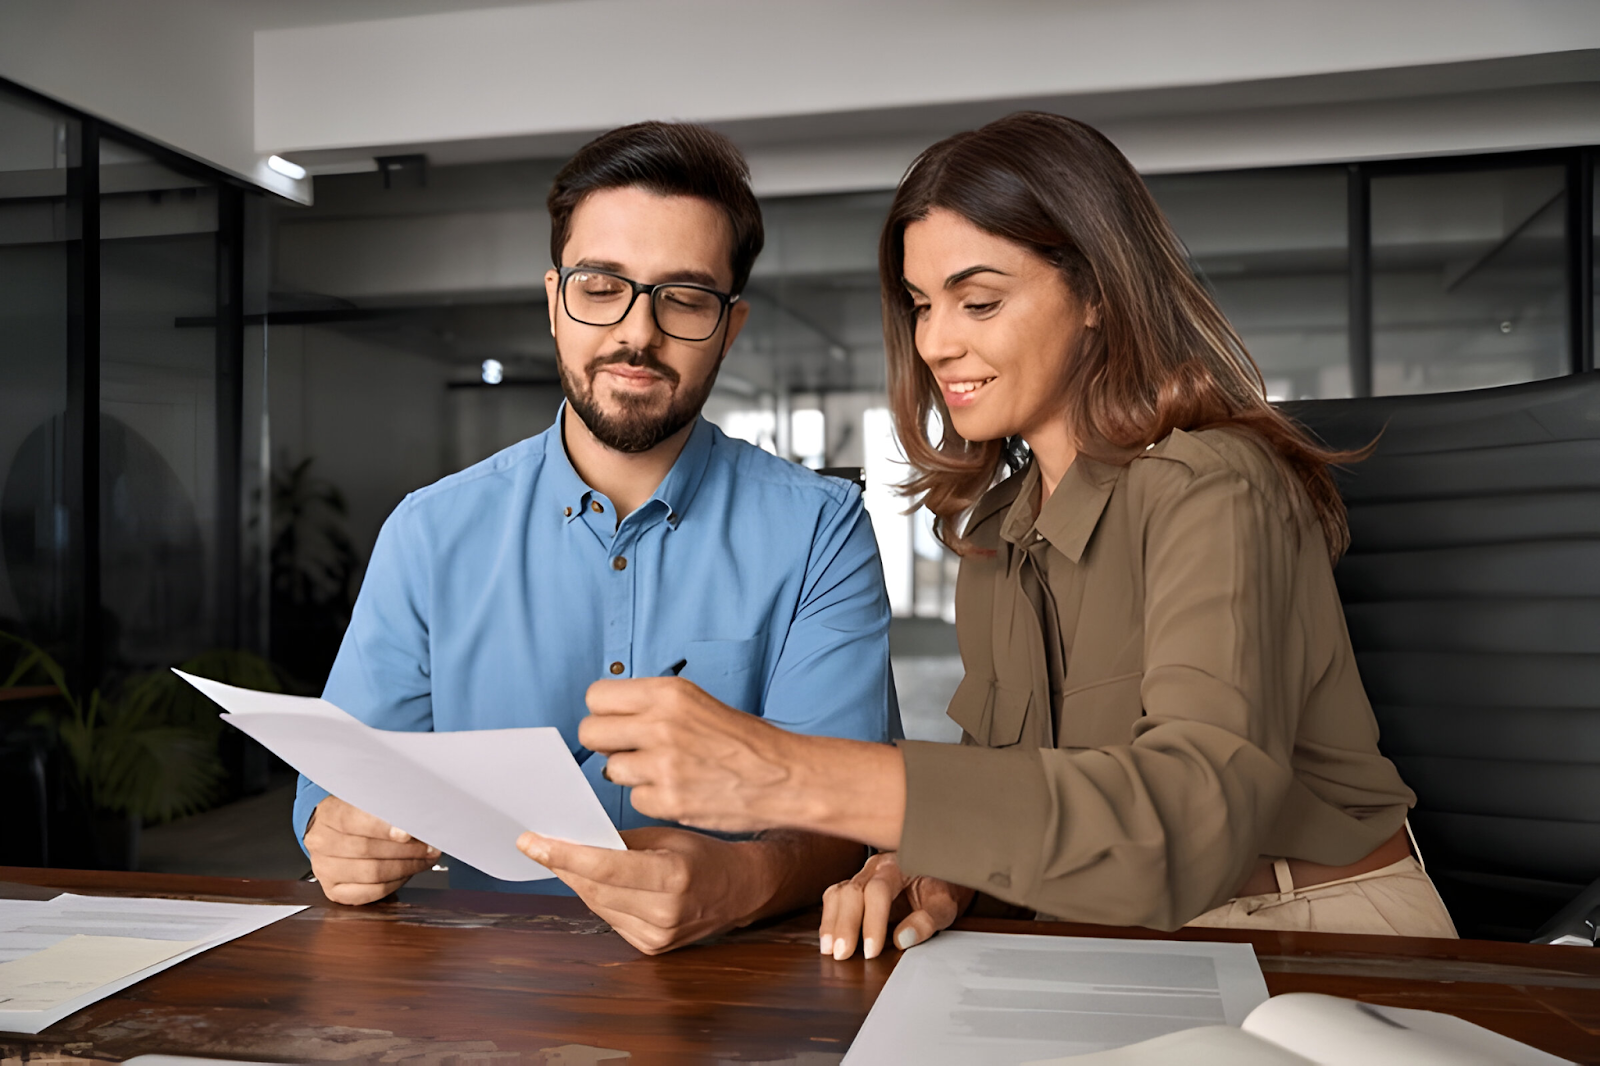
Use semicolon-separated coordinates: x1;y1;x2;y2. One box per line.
0;0;1597;900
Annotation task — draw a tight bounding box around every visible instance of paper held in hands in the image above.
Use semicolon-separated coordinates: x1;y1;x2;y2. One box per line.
175;671;625;881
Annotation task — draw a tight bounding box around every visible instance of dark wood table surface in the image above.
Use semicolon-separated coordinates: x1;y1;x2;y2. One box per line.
1;866;1597;1064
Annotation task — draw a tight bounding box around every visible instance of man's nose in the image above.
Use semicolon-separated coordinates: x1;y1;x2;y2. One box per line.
609;290;663;350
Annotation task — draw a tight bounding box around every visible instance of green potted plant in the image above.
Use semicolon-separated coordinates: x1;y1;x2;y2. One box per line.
1;633;280;869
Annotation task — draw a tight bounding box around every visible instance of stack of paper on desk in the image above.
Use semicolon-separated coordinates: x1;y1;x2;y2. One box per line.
176;672;626;881
846;931;1570;1066
843;931;1270;1065
0;894;304;1034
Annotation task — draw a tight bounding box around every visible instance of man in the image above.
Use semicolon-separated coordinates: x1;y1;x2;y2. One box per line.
293;121;896;954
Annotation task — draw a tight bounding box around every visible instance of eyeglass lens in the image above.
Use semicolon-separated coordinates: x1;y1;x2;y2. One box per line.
564;270;725;342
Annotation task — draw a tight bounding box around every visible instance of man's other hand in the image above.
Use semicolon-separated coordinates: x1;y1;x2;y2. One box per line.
305;795;440;905
517;826;777;955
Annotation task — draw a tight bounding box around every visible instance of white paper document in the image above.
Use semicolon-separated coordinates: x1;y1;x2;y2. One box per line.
843;931;1269;1065
176;671;625;881
0;894;303;1034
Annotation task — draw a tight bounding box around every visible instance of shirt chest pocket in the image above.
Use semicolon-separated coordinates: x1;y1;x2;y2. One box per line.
681;636;765;714
946;675;1033;748
1055;671;1144;750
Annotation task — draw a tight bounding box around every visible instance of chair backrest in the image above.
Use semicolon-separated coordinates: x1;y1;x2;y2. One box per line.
1284;372;1600;941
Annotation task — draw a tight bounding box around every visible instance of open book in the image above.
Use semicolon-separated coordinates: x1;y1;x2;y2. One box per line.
1026;992;1570;1065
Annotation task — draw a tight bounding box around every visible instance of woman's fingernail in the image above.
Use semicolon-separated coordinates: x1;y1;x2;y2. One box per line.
820;934;833;955
863;938;878;960
427;847;441;858
390;827;412;843
833;939;850;961
896;928;919;950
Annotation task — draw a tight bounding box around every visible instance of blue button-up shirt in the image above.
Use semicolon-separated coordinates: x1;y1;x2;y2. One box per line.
294;412;897;892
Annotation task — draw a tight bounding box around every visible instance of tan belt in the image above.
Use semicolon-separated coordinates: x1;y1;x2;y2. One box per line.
1234;827;1412;899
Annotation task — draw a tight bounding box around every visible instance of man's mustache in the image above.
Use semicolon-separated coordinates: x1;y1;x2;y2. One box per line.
586;348;679;386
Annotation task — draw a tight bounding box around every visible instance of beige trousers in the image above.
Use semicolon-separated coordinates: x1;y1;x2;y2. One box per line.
1185;856;1459;938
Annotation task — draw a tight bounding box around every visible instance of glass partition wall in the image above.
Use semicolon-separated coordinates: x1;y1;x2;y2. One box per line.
0;91;75;661
0;79;271;868
1371;165;1569;395
0;81;263;690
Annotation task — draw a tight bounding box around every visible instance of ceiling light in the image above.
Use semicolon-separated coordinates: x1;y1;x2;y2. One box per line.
481;359;504;385
267;155;307;181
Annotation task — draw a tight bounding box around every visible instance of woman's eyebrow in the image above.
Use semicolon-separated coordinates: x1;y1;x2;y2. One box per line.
945;265;1009;288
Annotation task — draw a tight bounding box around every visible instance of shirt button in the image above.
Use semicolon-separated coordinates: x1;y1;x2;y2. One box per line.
563;506;572;517
609;661;624;675
988;872;1011;889
591;501;604;514
612;556;627;571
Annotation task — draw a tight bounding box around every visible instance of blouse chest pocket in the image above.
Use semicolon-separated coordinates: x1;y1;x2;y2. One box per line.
946;674;1033;748
1055;671;1144;750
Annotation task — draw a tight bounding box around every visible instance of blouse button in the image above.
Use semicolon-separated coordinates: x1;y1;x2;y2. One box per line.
563;506;572;517
591;501;604;514
609;661;625;675
613;556;627;571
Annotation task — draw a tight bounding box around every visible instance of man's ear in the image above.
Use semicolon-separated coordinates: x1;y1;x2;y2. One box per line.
719;299;751;360
545;269;561;336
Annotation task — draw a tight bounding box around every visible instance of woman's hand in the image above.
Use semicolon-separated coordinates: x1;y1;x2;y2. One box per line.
580;676;907;850
819;852;974;960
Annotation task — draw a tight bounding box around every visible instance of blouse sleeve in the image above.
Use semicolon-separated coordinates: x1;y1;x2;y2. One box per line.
897;456;1310;929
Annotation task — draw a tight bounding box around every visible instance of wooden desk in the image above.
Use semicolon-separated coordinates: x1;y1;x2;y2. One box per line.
2;867;1596;1064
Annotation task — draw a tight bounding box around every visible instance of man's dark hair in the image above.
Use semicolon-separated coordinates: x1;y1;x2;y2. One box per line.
548;121;765;294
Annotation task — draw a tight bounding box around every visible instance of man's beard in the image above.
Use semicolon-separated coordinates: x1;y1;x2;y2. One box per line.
558;345;716;454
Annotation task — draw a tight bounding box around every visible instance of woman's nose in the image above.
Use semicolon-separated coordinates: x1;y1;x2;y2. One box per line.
917;306;964;363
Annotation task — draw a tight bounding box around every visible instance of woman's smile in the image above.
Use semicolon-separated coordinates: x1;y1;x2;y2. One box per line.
941;375;996;405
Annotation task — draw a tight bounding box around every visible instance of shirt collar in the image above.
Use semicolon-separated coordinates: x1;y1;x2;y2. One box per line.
547;403;594;523
648;414;715;526
998;455;1119;563
547;403;715;528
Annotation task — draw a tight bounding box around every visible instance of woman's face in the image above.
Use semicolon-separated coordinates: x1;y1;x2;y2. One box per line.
901;208;1096;447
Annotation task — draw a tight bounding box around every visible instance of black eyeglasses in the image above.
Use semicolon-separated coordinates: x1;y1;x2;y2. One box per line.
558;266;739;343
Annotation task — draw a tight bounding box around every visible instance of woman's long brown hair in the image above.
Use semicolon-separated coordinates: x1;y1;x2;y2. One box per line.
881;111;1361;561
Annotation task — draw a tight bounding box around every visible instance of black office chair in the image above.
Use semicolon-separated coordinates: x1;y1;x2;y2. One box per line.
1284;372;1600;942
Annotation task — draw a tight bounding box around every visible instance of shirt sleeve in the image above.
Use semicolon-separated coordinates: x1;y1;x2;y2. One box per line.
898;459;1306;929
758;488;898;743
292;499;435;852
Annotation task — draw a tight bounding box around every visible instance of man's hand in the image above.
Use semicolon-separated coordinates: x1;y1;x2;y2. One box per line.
516;826;782;955
305;795;439;905
579;677;906;850
819;852;973;961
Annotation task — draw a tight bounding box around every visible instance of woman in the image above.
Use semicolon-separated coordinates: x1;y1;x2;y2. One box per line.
575;111;1457;959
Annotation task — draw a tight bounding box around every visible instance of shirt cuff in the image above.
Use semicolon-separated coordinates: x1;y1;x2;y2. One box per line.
293;775;331;859
896;740;1050;908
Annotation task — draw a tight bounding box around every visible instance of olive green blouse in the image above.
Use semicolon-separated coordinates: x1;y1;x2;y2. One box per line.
896;427;1415;930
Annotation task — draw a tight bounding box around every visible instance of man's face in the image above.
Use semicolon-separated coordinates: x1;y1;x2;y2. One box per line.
546;186;750;454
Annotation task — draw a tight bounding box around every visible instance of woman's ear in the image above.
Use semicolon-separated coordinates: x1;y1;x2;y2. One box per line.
1084;302;1102;330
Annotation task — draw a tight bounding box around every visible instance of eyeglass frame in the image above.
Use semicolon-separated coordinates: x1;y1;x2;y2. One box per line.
556;265;741;343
